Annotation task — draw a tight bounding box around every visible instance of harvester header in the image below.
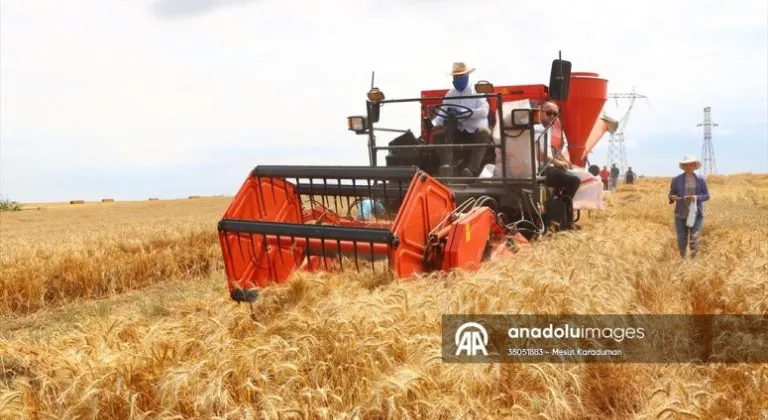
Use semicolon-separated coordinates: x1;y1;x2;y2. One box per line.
218;165;523;303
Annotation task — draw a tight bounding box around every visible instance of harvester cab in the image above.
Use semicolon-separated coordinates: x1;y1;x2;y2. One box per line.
347;57;609;231
217;55;609;306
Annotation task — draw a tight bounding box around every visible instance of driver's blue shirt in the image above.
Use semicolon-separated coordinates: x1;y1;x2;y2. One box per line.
431;85;490;133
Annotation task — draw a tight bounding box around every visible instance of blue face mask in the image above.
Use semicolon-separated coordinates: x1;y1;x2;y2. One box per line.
452;74;469;91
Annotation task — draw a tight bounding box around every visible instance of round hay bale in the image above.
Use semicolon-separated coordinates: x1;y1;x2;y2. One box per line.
148;198;159;201
101;198;115;203
69;200;85;205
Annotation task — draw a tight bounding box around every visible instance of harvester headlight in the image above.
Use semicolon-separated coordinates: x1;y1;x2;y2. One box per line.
474;80;494;94
511;109;533;127
367;87;385;102
347;116;367;133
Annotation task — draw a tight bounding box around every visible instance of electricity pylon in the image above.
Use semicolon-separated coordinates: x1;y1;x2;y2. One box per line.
606;89;648;176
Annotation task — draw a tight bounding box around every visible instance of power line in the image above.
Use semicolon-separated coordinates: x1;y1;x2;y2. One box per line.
697;106;718;176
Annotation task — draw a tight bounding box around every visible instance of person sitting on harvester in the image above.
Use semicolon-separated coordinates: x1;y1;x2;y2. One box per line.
425;62;494;177
535;101;581;200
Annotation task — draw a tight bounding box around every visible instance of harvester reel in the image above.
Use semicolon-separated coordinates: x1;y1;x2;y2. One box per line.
430;104;474;120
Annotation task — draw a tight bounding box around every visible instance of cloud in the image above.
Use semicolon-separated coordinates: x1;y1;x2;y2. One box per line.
150;0;261;19
1;0;766;202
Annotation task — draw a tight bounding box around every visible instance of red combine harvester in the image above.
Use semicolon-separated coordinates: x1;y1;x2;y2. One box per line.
217;55;613;303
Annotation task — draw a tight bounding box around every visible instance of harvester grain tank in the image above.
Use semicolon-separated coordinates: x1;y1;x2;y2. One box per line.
559;72;609;168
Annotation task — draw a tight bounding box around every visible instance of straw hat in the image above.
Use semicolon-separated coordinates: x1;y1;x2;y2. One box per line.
679;155;701;170
448;62;475;76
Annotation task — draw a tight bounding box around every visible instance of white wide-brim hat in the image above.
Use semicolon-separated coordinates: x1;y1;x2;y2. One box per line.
448;62;475;76
679;155;701;170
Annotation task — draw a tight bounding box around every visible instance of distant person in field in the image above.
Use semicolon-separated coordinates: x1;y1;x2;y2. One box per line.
668;155;710;258
609;163;620;191
625;167;636;184
599;166;610;190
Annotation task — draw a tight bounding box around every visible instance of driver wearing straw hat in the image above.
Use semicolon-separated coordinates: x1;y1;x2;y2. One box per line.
426;62;494;177
668;155;710;258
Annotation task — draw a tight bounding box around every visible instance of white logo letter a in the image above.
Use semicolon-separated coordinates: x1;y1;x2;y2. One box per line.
455;322;489;356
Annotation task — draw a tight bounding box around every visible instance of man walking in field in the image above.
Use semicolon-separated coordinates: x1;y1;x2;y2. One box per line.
625;167;636;185
609;163;620;191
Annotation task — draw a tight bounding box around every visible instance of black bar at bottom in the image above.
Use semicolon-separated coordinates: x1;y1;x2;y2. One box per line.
218;219;395;244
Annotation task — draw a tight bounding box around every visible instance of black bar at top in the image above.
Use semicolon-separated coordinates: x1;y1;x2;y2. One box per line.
251;165;419;180
218;219;395;244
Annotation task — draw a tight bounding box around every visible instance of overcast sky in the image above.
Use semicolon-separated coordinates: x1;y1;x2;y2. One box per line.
1;0;767;202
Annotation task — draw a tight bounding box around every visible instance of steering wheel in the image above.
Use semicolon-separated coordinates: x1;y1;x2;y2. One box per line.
430;104;474;120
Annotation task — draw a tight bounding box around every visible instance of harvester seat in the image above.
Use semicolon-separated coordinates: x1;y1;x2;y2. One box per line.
385;130;421;167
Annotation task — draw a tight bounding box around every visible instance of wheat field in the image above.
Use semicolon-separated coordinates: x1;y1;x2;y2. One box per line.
1;174;767;419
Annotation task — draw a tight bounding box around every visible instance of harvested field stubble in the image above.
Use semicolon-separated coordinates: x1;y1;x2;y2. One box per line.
1;175;767;419
0;198;227;315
